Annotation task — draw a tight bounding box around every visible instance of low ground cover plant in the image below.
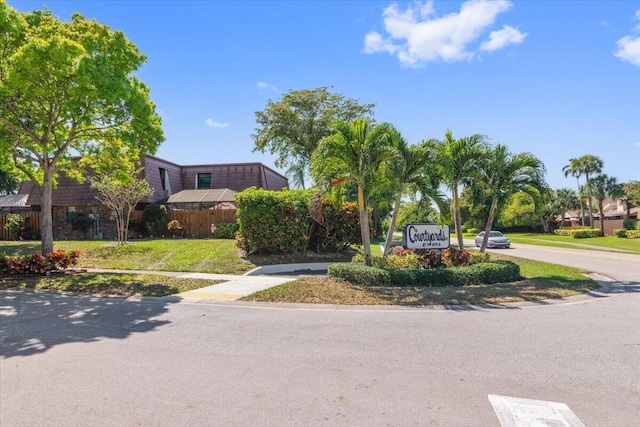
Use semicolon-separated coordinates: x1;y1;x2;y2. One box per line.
1;249;81;276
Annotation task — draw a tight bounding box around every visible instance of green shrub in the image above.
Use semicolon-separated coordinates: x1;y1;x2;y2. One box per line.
3;214;24;240
622;220;637;230
614;229;628;238
212;222;239;239
328;260;520;287
467;228;479;234
626;230;640;239
308;201;367;252
1;250;81;276
142;204;168;237
468;251;491;265
66;211;94;237
572;229;604;238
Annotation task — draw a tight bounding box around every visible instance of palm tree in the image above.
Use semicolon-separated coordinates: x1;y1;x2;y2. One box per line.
562;158;585;226
382;132;445;256
476;145;547;252
285;161;307;189
591;174;623;235
576;154;604;227
436;130;488;251
310;118;396;266
555;188;580;227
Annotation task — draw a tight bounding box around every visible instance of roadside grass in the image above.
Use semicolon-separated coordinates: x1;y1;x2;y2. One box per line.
0;273;222;297
505;233;640;254
241;253;597;305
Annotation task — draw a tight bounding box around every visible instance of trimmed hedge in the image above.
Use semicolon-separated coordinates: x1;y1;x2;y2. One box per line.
614;228;628;238
626;230;640;239
554;228;603;238
236;188;372;254
328;260;520;287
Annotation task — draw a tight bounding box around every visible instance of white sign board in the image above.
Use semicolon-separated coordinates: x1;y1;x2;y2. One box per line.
402;224;450;249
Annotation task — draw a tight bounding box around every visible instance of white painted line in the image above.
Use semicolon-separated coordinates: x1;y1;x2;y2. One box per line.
488;394;585;427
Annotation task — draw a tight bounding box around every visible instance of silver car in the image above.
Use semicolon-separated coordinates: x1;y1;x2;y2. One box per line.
475;231;511;248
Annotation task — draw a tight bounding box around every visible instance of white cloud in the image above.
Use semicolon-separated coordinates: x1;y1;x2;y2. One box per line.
614;10;640;66
257;81;277;91
363;0;523;67
205;118;229;128
480;25;527;52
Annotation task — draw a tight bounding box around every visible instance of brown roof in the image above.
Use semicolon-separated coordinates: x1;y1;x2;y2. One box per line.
167;189;237;204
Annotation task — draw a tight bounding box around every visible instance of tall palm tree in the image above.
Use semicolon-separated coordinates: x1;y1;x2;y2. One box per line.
555;188;580;227
285;161;307;189
576;154;604;227
310;118;396;266
382;132;445;256
562;158;585;226
590;174;623;235
436;130;488;251
476;145;547;252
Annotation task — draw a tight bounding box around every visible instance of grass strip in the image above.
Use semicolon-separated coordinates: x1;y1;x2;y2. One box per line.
0;273;222;297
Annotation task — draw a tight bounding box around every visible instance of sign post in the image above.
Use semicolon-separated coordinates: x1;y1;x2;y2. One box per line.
402;224;450;250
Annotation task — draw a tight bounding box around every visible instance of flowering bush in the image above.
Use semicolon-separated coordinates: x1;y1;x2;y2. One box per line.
0;250;81;276
167;220;182;232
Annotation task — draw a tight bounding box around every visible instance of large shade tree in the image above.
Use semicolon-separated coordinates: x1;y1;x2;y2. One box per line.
311;118;395;266
622;180;640;222
0;2;164;253
476;145;547;252
253;87;375;187
382;132;445;256
435;130;488;251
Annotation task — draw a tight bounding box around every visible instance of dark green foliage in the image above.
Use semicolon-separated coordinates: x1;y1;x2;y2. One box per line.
237;188;312;253
308;201;363;252
328;260;520;287
614;229;628;238
142;204;168;237
3;213;24;240
236;188;370;254
212;222;239;239
623;220;638;230
66;212;94;235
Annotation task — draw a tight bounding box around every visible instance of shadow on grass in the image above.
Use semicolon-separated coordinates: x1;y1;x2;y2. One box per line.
245;251;353;266
0;289;179;358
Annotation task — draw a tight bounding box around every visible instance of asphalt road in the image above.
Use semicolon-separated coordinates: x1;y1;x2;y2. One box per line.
1;245;639;426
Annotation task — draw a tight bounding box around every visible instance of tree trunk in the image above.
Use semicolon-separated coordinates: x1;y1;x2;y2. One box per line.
480;198;498;253
560;209;566;228
577;177;584;226
625;202;630;223
40;168;55;254
586;173;594;227
452;185;464;250
358;183;372;266
383;190;402;257
598;200;605;235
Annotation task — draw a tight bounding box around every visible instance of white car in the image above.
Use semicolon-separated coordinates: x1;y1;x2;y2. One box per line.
475;231;511;248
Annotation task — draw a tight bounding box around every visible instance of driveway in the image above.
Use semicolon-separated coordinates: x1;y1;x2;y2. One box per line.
1;244;639;426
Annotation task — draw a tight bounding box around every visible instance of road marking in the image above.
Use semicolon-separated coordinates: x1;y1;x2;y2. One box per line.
488;394;585;427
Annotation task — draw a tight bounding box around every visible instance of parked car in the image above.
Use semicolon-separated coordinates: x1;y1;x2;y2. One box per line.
475;231;511;248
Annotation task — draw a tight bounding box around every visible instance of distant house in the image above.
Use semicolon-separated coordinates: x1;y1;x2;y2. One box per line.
17;155;288;239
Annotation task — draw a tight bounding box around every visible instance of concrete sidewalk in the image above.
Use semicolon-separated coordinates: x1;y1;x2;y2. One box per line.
85;263;331;300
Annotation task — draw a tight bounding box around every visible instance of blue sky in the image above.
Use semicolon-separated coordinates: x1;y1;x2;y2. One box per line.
12;0;640;190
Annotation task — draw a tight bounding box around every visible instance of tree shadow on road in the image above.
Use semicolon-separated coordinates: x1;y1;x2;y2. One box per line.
0;290;179;358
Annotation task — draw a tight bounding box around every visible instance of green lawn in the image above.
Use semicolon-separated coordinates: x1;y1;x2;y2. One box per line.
1;239;256;274
503;233;640;255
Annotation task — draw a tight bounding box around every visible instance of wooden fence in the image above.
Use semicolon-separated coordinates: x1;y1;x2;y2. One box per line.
131;209;237;238
1;209;236;241
0;212;41;241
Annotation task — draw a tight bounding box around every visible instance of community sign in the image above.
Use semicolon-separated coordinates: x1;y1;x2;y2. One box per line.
402;224;450;249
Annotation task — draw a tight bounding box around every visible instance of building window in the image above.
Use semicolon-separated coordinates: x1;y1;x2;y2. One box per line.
160;168;167;190
197;173;211;189
67;206;76;214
